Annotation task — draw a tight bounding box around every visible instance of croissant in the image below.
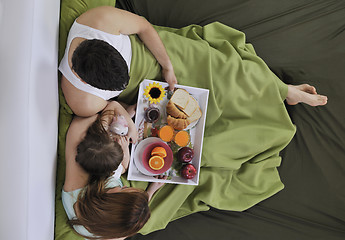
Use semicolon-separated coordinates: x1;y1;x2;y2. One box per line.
166;101;187;119
167;115;190;130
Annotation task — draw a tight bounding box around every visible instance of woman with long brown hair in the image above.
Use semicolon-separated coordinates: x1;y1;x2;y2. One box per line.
62;101;165;239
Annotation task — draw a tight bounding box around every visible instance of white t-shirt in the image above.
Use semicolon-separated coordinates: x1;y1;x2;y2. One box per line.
59;20;132;100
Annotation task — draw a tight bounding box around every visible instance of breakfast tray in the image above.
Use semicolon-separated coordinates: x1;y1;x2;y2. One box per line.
127;79;209;185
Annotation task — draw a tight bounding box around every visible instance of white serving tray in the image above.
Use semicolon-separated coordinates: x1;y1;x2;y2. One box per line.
127;79;209;185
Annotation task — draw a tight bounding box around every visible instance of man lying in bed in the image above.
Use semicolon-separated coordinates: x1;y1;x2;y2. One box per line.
59;6;177;118
59;6;327;118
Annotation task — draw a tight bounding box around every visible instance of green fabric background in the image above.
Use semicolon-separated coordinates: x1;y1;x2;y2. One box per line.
56;0;297;239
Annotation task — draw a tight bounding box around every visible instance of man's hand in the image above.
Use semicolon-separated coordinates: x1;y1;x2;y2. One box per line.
162;67;177;91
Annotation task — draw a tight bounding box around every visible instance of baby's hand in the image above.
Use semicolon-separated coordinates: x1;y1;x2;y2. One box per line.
115;136;129;150
127;128;138;144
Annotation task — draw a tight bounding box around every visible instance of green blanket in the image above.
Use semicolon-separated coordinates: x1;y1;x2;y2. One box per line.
56;2;296;239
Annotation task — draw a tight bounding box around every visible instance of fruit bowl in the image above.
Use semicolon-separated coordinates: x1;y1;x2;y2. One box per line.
133;137;173;176
142;141;173;174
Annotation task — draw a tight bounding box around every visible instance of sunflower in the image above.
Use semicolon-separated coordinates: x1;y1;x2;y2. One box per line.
143;82;166;104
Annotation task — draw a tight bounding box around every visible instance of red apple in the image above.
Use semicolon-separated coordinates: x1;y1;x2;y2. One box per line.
181;164;197;179
177;147;194;163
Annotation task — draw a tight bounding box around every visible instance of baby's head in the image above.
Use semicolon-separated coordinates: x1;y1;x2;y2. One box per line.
76;114;123;178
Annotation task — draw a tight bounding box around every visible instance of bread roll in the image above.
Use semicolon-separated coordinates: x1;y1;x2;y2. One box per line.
167;115;190;130
166;101;187;119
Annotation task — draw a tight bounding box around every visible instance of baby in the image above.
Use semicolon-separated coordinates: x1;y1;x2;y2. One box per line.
76;101;137;179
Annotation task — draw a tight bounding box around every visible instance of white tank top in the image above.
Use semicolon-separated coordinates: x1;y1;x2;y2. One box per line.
59;20;132;100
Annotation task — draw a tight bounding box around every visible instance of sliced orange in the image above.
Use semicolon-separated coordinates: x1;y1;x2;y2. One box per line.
148;156;165;170
174;130;190;147
151;147;167;158
159;125;174;142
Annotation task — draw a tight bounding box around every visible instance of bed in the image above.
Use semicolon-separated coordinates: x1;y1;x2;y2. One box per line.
55;0;345;240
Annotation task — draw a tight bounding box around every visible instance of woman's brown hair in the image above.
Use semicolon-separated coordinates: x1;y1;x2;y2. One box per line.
70;178;151;239
76;110;123;178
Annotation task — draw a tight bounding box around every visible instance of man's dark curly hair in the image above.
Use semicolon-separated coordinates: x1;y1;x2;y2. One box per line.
72;39;129;91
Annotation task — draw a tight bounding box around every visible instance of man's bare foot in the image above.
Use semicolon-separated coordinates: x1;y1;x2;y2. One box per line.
126;104;137;118
286;84;327;106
